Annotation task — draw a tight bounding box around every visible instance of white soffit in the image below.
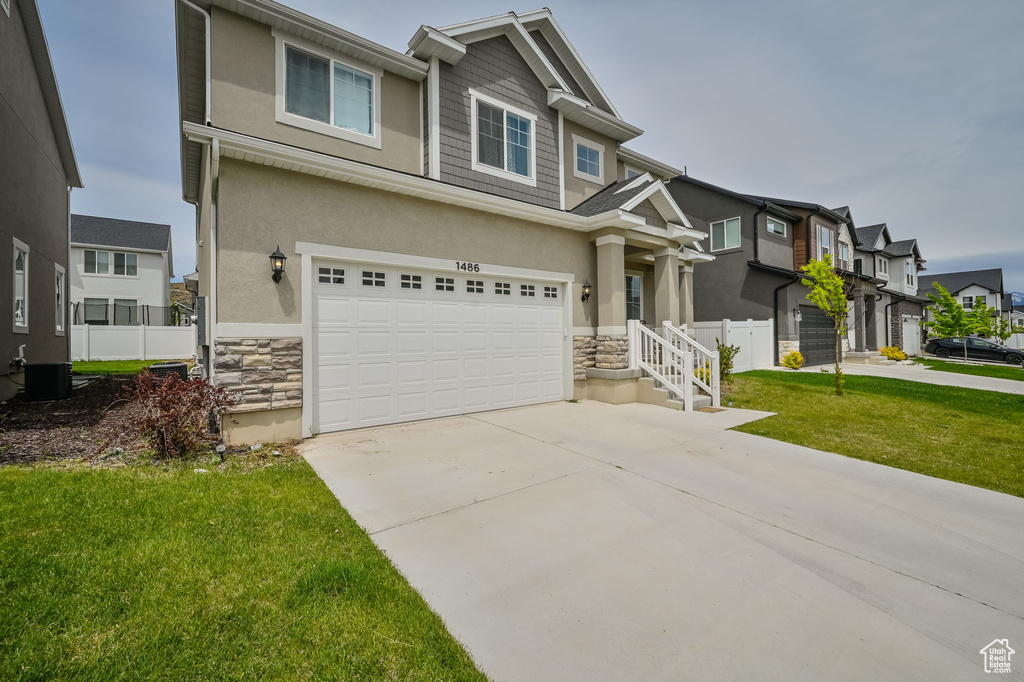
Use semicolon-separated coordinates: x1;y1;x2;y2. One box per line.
547;90;642;142
407;25;467;64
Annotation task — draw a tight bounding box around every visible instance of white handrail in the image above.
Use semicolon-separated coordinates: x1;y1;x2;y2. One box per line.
663;321;721;408
628;319;694;410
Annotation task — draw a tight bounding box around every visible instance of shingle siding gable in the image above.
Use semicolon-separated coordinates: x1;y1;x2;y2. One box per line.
437;35;560;209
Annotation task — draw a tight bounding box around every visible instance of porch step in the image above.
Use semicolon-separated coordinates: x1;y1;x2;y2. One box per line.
638;377;713;411
868;357;898;366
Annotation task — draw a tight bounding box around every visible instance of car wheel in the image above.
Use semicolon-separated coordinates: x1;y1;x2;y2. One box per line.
935;348;951;358
1007;354;1023;365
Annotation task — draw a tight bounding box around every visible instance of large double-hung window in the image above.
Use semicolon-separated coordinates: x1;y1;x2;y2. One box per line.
471;90;536;186
276;33;382;148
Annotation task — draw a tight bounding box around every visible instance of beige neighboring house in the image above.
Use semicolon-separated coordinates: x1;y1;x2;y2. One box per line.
175;1;713;443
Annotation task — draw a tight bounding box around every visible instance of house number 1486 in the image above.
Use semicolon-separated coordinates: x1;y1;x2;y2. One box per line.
455;261;480;272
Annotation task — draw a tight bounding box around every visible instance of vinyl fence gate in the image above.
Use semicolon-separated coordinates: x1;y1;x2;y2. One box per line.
682;319;775;373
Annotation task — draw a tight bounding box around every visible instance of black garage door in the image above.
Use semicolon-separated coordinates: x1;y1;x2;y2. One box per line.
799;306;836;366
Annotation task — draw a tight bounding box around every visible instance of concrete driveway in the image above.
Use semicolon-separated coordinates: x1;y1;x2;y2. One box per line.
825;362;1024;395
302;402;1024;681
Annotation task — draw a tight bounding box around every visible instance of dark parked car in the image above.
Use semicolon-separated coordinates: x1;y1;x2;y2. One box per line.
924;337;1023;364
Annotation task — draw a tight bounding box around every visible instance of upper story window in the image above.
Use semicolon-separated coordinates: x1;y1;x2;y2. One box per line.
470;89;536;187
710;217;741;251
766;217;787;237
905;260;915;286
625;167;642;180
13;239;28;332
853;258;863;275
837;243;850;270
573;135;604;184
963;296;974;309
815;225;834;260
85;250;137;276
877;257;888;276
976;295;988;307
274;32;382;149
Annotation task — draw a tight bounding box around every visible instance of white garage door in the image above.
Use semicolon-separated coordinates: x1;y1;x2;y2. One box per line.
313;260;566;433
902;318;922;355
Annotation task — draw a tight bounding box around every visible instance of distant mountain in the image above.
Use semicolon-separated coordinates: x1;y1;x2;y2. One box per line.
1013;292;1024;305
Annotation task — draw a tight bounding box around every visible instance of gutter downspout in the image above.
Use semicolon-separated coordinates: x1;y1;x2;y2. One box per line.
751;204;767;262
180;0;212;125
883;291;906;347
773;274;802;366
209;138;220;377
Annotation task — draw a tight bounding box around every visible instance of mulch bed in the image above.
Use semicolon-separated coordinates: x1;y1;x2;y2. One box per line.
0;377;145;465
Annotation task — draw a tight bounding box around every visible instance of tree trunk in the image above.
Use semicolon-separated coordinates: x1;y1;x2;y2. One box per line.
834;329;842;396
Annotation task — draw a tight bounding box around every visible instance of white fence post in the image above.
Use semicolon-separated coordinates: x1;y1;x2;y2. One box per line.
627;319;637;369
683;351;694;412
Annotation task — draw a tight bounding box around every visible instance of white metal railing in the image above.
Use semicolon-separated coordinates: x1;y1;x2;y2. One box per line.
663;321;721;408
628;319;694;411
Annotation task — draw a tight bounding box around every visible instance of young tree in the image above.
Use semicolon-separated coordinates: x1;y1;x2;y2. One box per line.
923;282;986;360
800;254;849;396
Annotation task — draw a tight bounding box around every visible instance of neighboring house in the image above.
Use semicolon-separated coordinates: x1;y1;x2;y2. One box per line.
174;2;712;442
0;0;83;400
69;215;174;326
852;223;928;354
669;175;860;367
920;268;1008;327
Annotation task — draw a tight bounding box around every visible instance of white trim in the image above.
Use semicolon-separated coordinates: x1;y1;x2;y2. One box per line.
406;25;467;65
623;165;643;180
273;30;383;149
766;216;787;237
55;263;66;336
710;216;742;252
557;111;565;210
547;90;642;143
616;146;682;180
13;237;29;334
72;242;167;255
81;248;141;279
572;327;597;336
625;270;643;324
469;88;538;187
571;134;604;185
598;325;627;336
295;242;574;283
1;0;10;18
615;172;654;194
652;247;679;259
300;251;314;437
595;234;626;247
428;57;440;180
184;123;652;233
418;80;424;176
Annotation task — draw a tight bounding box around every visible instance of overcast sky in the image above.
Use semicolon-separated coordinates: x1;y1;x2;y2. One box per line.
38;0;1024;293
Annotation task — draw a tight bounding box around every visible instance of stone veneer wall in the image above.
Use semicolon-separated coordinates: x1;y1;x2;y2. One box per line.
573;336;597;381
890;300;925;349
574;334;630;380
778;339;800;361
213;338;302;412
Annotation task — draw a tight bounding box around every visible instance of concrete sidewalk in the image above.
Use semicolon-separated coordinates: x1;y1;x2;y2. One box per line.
302;401;1024;681
797;362;1024;395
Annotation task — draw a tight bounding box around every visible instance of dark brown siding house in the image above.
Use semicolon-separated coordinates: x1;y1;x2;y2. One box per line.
0;0;82;400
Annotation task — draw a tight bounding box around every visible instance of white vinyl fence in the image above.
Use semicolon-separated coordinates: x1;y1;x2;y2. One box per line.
71;325;196;361
1007;333;1024;350
682;319;775;373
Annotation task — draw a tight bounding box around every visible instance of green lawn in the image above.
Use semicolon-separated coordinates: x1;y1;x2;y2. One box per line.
73;360;192;375
727;371;1024;497
0;457;484;681
915;357;1024;382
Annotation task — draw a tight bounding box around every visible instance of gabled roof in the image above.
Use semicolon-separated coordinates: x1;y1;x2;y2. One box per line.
17;0;82;188
71;215;172;253
411;10;641;142
742;194;850;226
855;223;890;252
671;176;800;222
570;174;699;241
921;268;1004;296
884;239;923;260
618;147;682;181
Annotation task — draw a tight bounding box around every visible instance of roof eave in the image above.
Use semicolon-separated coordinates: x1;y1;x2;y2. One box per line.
548;90;642;142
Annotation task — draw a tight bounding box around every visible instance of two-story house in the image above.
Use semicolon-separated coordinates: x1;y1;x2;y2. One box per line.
69;215;174;326
175;2;712;442
669;176;860;367
1;0;83;400
921;268;1008;328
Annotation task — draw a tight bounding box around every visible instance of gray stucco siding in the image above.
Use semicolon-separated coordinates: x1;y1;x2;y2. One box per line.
437;36;561;208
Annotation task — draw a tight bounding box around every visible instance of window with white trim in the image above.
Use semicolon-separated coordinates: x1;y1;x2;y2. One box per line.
816;225;834;260
572;135;604;184
625;167;642;179
275;32;382;148
963;296;974;309
905;261;915;286
361;271;385;287
471;90;536;185
84;250;137;276
976;295;988;307
495;282;511;295
837;243;850;271
466;280;484;294
435;277;454;292
520;284;536;297
767;217;787;237
400;274;422;290
710;217;741;251
318;266;345;284
625;274;642;321
55;265;65;333
877;257;887;276
13;241;28;330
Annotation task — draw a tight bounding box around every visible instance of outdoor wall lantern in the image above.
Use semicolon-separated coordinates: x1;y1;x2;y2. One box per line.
581;280;592;303
794;308;803;322
270;246;287;283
